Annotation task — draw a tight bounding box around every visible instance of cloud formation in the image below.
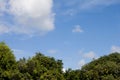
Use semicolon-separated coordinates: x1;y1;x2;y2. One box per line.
0;0;54;35
78;59;86;68
72;25;83;33
80;0;120;9
83;51;96;59
111;46;120;53
61;0;120;16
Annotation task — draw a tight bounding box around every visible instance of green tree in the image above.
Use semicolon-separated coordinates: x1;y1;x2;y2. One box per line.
25;53;64;79
0;42;16;79
81;53;120;80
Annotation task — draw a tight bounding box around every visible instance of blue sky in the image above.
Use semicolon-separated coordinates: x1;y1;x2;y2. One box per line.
0;0;120;69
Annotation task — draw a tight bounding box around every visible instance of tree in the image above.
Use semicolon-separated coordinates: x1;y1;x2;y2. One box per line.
80;53;120;80
25;53;64;79
0;42;16;79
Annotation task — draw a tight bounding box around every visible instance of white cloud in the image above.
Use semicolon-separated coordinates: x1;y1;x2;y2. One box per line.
78;59;86;68
77;50;98;69
47;49;57;54
72;25;83;33
111;46;120;53
80;0;120;9
62;68;66;72
0;0;54;35
60;0;120;14
83;51;96;59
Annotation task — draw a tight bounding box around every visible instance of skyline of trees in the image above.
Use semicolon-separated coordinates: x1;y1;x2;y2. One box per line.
0;42;120;80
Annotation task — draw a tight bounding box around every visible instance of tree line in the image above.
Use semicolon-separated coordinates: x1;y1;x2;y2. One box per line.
0;42;120;80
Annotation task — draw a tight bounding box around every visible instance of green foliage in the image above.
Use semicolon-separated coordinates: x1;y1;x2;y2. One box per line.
64;53;120;80
0;42;120;80
0;42;65;79
64;68;81;80
80;53;120;80
40;70;65;80
0;42;16;70
0;42;16;79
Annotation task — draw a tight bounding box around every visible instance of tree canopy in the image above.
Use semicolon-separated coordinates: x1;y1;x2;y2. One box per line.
64;53;120;80
0;42;120;80
80;53;120;80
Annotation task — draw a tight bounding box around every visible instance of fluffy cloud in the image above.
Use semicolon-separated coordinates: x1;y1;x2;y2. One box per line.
72;25;83;33
0;0;54;35
111;46;120;53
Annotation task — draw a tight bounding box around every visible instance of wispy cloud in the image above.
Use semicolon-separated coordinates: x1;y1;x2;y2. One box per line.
111;46;120;53
60;0;120;16
72;25;83;33
47;49;57;54
83;51;96;59
80;0;120;9
77;50;98;69
78;59;86;68
0;24;10;34
63;9;77;16
0;0;54;36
